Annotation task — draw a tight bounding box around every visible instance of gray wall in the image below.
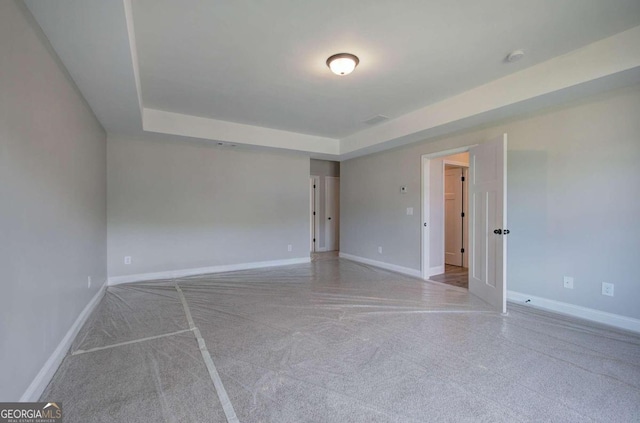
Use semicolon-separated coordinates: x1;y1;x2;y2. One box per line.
310;159;340;251
0;1;107;401
341;86;640;320
108;135;310;277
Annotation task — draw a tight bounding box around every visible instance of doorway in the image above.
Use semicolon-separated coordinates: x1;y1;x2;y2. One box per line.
421;135;508;313
310;176;320;252
444;160;469;268
325;176;340;251
309;158;340;253
431;155;470;288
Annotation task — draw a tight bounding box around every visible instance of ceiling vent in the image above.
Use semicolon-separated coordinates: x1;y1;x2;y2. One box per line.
363;115;390;126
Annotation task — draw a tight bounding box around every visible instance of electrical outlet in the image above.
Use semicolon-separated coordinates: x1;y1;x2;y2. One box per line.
287;244;292;252
88;276;91;288
124;256;132;265
602;282;614;297
378;246;383;254
563;276;574;289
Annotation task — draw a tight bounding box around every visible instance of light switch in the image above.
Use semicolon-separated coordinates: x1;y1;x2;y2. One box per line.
406;207;413;215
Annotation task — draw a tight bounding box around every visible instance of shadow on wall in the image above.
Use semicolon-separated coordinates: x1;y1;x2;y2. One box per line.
507;150;548;291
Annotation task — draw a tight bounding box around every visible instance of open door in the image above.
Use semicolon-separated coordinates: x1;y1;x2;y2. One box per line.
469;134;507;313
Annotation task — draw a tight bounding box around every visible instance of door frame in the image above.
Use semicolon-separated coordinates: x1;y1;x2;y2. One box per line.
310;176;320;252
421;146;474;280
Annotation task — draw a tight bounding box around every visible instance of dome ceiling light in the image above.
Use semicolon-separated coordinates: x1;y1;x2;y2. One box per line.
326;53;359;76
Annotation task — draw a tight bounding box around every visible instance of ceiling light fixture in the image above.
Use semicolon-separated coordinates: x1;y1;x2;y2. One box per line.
326;53;359;76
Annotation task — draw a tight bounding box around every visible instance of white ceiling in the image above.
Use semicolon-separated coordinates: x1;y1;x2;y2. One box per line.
24;0;640;159
132;0;640;138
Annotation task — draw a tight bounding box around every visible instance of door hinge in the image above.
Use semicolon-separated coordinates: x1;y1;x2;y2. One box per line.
313;185;316;189
313;211;316;215
461;248;465;253
461;176;465;182
313;238;316;242
461;212;465;218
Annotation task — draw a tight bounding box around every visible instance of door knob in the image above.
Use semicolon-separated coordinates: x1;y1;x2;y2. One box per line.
503;229;510;234
493;229;502;234
424;223;427;227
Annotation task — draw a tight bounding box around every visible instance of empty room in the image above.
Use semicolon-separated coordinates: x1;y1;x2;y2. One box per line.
2;0;640;422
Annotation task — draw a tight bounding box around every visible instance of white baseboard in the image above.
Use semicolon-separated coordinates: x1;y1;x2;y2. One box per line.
315;247;328;252
507;290;640;334
108;257;311;285
428;265;445;277
339;253;422;278
21;280;107;401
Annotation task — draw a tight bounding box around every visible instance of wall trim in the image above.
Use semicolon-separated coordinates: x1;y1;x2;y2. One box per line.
507;290;640;334
21;280;107;402
428;265;445;277
108;257;311;285
339;253;422;278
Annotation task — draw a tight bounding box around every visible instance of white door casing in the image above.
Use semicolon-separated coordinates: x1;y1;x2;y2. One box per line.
421;146;469;279
325;176;340;251
468;134;507;313
421;156;431;279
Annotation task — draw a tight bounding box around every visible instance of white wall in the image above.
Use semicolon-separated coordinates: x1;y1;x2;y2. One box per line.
107;135;310;278
0;1;107;401
341;86;640;321
310;159;340;251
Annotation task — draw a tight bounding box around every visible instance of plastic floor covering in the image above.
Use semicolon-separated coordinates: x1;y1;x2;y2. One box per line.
42;257;640;422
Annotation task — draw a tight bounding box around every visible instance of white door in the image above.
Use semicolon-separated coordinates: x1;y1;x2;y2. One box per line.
444;167;464;266
325;177;340;251
469;134;507;313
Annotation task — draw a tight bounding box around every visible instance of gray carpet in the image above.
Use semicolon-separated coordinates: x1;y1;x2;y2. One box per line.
42;258;640;422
